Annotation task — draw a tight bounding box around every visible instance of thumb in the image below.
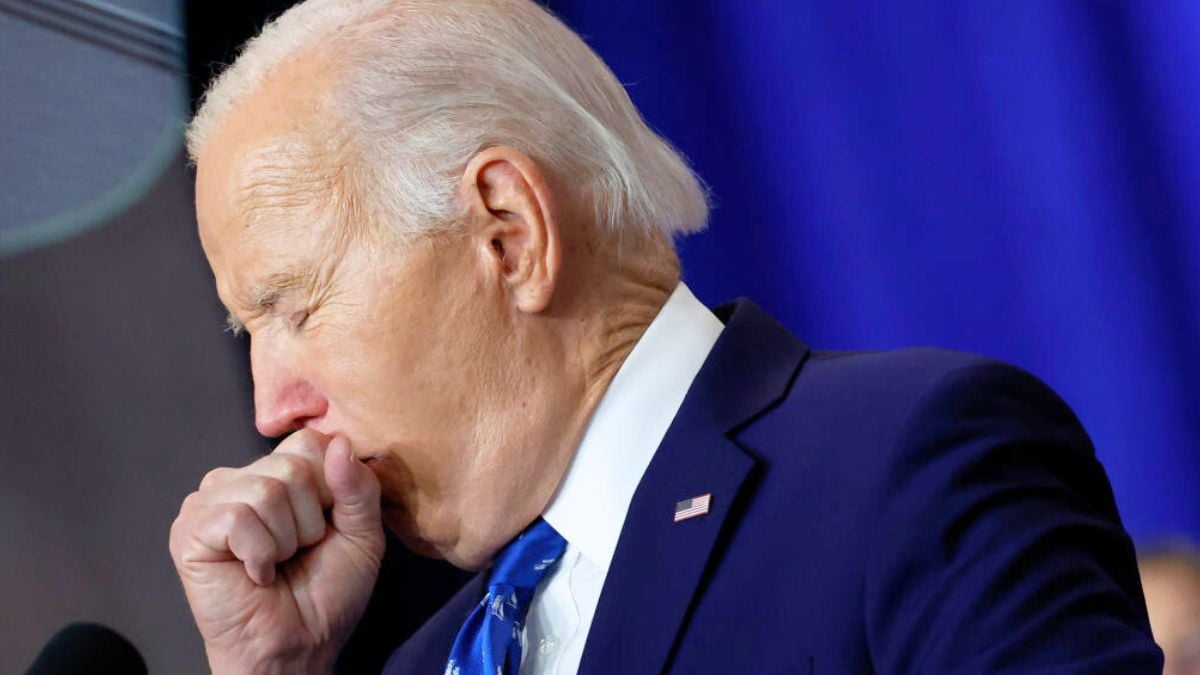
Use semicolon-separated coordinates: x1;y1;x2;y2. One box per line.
323;436;384;560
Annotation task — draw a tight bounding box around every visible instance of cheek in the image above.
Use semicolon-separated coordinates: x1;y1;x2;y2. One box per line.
352;301;476;428
321;239;504;484
312;333;415;435
310;310;466;484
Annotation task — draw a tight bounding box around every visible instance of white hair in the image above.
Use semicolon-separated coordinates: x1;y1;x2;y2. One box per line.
187;0;709;240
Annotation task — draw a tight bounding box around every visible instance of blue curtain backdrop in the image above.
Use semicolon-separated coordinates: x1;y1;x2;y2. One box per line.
546;0;1200;544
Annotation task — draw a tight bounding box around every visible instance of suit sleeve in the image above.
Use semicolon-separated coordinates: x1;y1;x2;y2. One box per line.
863;359;1162;673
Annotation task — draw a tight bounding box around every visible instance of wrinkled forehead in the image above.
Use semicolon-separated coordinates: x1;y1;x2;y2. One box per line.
195;51;346;244
197;135;332;261
194;133;358;332
237;133;334;230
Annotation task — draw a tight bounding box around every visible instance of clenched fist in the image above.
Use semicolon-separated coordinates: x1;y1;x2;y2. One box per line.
169;430;386;674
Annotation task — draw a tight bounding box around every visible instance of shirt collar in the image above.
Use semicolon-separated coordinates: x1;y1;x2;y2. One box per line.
541;282;725;572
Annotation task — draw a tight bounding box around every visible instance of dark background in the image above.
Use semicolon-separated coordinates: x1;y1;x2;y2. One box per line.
3;0;1197;672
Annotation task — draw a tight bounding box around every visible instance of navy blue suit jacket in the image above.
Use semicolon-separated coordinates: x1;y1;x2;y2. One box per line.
384;299;1161;673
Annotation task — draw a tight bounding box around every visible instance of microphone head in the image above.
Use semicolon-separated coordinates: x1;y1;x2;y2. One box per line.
25;622;147;675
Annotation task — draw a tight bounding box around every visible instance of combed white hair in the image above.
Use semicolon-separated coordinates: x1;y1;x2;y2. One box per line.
187;0;709;240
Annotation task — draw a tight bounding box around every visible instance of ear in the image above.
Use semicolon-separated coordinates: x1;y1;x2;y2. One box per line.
460;146;561;314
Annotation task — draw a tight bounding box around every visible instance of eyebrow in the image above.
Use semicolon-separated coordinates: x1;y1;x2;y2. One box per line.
250;269;309;309
224;267;312;336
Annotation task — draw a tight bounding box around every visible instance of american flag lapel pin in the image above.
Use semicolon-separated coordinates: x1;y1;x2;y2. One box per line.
674;493;712;522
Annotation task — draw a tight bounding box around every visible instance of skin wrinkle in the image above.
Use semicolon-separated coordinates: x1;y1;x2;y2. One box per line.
224;218;351;337
224;268;309;336
223;122;367;337
196;44;683;570
237;139;321;225
174;4;719;669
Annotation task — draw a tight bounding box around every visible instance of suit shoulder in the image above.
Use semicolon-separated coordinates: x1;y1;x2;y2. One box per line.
805;346;999;385
781;346;1015;415
743;345;1084;471
799;347;1071;421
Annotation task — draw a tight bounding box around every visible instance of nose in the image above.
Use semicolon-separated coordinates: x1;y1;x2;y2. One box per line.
251;340;329;438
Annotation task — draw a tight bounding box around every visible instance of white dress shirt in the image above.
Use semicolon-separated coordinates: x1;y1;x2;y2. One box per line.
519;282;725;675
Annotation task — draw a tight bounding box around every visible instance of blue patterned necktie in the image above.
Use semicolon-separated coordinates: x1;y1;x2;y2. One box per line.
445;518;567;675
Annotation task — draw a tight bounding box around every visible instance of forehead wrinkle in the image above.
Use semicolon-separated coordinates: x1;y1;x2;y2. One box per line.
234;133;332;232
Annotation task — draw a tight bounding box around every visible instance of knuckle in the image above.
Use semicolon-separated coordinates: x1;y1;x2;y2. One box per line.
278;428;328;456
169;493;203;551
274;454;310;484
249;476;289;510
179;490;203;511
199;466;231;490
167;517;186;558
225;502;257;530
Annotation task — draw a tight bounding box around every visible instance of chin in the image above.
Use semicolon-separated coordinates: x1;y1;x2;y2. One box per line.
382;502;490;571
382;503;439;556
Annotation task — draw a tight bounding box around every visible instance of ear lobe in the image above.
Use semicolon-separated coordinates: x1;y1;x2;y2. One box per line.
462;147;561;314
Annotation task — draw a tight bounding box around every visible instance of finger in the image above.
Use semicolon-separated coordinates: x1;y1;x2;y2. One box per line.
249;453;328;548
324;437;384;562
272;430;334;505
224;503;279;586
208;474;299;563
198;466;236;491
178;501;279;586
169;491;226;565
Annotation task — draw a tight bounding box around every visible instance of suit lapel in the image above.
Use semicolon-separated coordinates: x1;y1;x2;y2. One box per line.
578;299;809;675
578;403;755;675
381;573;483;674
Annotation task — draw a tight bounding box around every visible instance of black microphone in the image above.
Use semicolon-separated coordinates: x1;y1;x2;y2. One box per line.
24;623;147;675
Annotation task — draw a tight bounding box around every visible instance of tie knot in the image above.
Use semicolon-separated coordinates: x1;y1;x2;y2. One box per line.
488;518;567;592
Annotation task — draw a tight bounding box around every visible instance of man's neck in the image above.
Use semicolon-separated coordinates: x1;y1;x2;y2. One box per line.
542;280;725;570
463;246;679;570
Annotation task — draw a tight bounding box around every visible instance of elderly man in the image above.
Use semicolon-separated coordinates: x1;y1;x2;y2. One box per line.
169;0;1162;673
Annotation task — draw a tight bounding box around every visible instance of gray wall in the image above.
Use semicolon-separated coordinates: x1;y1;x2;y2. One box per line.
1;1;263;671
1;157;264;674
